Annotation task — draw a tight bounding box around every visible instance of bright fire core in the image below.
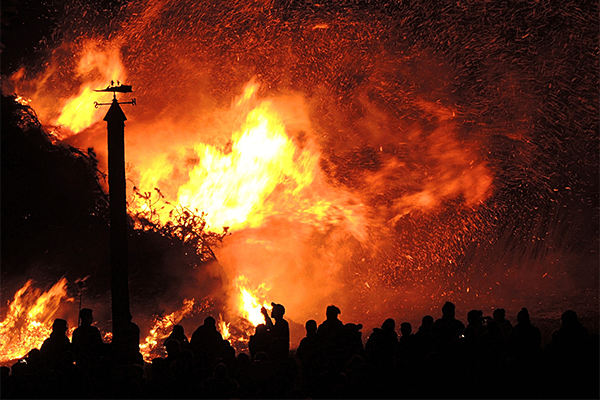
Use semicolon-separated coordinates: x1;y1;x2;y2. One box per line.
140;83;327;232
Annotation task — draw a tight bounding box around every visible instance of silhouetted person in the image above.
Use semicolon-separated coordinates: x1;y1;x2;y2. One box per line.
544;310;595;399
72;308;103;368
315;369;349;399
432;301;465;347
297;320;318;360
318;305;344;336
7;349;45;398
249;324;270;360
261;302;290;360
414;315;435;358
343;322;364;361
164;324;190;351
24;348;44;374
297;319;319;392
492;308;512;340
399;321;414;340
365;318;397;371
202;363;239;398
40;318;72;370
317;305;346;371
164;338;181;367
233;352;254;398
127;313;143;365
507;307;541;360
1;365;13;398
191;316;223;368
218;338;237;369
252;349;283;398
551;309;589;348
398;321;416;363
463;309;484;345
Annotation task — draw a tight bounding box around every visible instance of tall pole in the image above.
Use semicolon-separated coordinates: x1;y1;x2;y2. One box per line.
104;98;131;361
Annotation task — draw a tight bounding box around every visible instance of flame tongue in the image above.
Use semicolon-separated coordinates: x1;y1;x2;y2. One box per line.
139;298;195;363
138;85;330;234
0;278;70;364
234;275;271;327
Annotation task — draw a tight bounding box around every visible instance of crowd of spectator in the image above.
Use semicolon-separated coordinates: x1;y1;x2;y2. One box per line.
1;302;598;399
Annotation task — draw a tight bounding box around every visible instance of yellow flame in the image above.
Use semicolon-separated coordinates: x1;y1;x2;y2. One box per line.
139;298;195;362
177;103;316;230
234;275;271;327
0;278;70;363
14;95;32;106
217;315;231;340
52;42;126;133
133;82;364;237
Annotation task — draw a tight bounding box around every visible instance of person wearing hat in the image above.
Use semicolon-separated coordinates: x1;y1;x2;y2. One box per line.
72;308;104;368
261;302;290;360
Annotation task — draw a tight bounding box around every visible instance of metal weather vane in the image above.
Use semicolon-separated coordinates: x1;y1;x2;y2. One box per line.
94;80;136;108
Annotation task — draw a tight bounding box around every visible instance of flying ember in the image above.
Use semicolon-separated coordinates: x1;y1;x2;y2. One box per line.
1;0;597;366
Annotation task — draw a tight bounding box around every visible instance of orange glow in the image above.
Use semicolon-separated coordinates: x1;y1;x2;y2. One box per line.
14;95;31;106
0;278;70;364
52;44;126;133
217;315;231;340
4;31;498;335
139;298;195;363
234;275;271;327
6;40;126;139
135;82;349;234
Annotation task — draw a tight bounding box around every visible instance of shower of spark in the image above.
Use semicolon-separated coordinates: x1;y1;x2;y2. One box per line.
2;0;597;350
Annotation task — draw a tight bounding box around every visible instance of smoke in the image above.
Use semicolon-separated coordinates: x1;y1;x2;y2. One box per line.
2;0;598;337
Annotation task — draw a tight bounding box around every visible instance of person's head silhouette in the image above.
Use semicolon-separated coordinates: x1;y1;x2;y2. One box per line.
326;305;341;320
442;302;456;318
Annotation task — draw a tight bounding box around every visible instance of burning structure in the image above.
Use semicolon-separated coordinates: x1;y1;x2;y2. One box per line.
1;1;598;364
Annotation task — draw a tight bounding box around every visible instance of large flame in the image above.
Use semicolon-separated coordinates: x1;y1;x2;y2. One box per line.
0;278;70;364
4;29;498;339
135;81;366;236
52;43;126;134
6;40;126;139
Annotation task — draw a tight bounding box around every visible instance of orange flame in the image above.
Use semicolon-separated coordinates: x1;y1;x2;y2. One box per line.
233;275;271;327
139;298;195;362
0;278;70;364
7;40;126;139
217;315;231;340
4;35;497;334
136;82;347;234
52;44;126;133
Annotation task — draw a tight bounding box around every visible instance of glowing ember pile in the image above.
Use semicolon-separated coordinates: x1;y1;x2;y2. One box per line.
0;278;71;363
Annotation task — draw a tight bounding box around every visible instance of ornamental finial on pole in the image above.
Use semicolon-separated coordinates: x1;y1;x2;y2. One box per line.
94;81;136;107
